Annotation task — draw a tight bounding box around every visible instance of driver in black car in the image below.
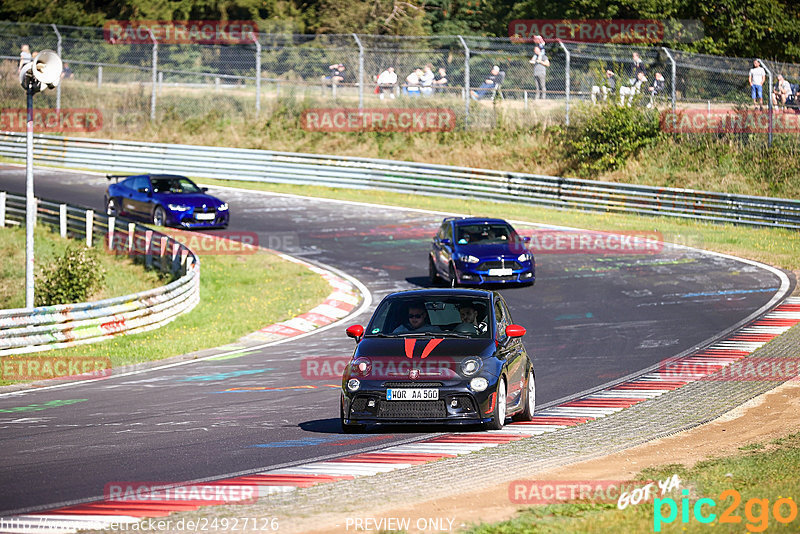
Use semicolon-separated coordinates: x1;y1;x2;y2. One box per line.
456;303;488;334
393;303;442;334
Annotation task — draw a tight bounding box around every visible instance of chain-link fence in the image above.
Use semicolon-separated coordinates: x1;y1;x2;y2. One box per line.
2;21;799;142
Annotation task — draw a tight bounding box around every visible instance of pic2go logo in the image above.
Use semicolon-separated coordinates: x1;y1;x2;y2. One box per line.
654;489;798;532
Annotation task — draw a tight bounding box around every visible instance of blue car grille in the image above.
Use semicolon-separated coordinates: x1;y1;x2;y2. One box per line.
477;260;522;271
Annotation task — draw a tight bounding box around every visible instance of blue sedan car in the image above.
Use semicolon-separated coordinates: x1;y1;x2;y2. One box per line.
429;217;534;286
105;174;229;229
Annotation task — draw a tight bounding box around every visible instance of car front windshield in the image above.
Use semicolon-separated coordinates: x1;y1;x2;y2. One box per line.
455;223;519;245
366;295;491;338
151;177;202;194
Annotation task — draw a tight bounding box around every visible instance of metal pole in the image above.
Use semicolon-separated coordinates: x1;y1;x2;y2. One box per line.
149;29;157;122
457;36;470;129
25;86;35;309
662;47;677;127
52;24;62;114
759;59;773;147
251;32;261;116
352;34;364;111
558;40;570;126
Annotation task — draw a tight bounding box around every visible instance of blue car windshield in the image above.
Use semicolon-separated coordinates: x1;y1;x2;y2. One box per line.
455;223;520;245
366;295;492;338
151;177;202;194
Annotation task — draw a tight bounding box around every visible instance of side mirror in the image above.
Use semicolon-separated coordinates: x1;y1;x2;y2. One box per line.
346;324;364;342
137;187;149;194
505;324;526;338
441;238;451;246
523;236;531;243
201;187;209;193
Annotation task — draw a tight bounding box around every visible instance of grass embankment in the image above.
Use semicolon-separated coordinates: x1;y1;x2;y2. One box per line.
0;225;163;309
467;432;800;533
0;225;331;385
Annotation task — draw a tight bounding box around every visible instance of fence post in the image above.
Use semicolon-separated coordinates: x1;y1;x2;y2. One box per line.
52;24;62;114
85;209;94;247
352;33;364;111
662;47;677;128
97;65;102;88
157;71;163;92
759;59;773;147
60;203;67;236
251;32;261;116
145;229;153;268
107;216;116;251
149;29;158;122
457;36;470;129
558;40;570;126
128;222;136;255
0;191;5;227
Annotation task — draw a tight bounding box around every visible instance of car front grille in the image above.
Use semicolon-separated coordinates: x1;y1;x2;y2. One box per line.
382;382;444;388
377;400;447;419
477;260;522;270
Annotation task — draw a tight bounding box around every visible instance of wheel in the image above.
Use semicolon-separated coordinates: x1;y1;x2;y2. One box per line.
485;377;507;430
428;256;440;286
105;197;118;217
449;264;458;288
340;396;366;434
152;206;166;226
512;368;536;422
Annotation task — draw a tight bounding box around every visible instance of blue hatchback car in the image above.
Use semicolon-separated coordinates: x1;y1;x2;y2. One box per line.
105;174;229;229
429;217;534;286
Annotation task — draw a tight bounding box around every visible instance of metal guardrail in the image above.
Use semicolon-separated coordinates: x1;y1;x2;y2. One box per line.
0;132;799;229
0;190;200;356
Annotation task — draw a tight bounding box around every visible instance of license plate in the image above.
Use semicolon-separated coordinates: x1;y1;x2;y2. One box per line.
386;388;439;401
488;268;513;276
195;212;215;220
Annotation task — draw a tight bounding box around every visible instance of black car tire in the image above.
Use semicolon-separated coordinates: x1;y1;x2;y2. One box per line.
449;264;458;288
429;256;440;286
485;377;507;431
340;397;366;434
152;206;166;227
512;369;536;422
105;197;118;217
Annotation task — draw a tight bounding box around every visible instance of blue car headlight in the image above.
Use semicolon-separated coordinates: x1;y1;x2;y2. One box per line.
167;204;191;212
517;252;533;262
218;203;229;211
455;253;480;264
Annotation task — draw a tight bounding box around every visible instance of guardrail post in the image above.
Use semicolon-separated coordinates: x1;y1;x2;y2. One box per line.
558;40;570;126
145;229;153;268
128;222;136;255
180;248;189;276
107;216;116;251
160;235;168;270
172;242;181;274
352;33;364;111
85;209;94;247
0;192;5;227
59;203;67;236
457;36;470;129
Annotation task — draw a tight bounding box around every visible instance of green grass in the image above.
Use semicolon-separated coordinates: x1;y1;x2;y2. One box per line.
197;178;800;273
464;433;800;533
0;224;164;309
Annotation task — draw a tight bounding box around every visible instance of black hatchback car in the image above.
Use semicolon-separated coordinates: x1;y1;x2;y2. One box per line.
340;289;535;432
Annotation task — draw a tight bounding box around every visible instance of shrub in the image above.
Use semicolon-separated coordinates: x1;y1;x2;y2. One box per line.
564;104;662;176
35;245;106;306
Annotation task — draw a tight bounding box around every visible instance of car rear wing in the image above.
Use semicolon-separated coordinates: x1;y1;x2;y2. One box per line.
106;174;132;183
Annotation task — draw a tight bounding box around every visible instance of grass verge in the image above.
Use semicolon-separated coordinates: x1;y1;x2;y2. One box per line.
0;224;164;309
198;178;800;274
465;432;800;533
0;232;331;386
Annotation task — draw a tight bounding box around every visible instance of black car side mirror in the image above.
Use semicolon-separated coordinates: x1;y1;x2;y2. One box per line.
201;187;209;193
441;238;451;246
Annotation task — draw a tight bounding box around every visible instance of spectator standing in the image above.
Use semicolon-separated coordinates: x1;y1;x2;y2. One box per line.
591;69;616;103
420;63;435;96
749;59;766;108
433;67;448;93
628;52;646;84
532;34;546;52
529;46;550;100
648;72;665;108
19;44;32;72
376;67;397;99
771;74;791;110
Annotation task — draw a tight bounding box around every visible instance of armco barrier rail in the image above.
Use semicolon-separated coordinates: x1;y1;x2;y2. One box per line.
0;191;200;356
1;133;799;229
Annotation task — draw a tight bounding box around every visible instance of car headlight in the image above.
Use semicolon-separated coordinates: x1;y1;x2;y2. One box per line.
167;204;191;211
460;357;482;377
456;254;480;264
218;203;228;211
346;378;361;392
517;252;532;262
470;377;488;392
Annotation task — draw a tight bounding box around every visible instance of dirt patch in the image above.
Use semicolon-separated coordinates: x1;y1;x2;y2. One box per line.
285;380;800;534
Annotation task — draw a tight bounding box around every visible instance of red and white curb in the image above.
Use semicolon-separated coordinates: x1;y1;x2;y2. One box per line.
4;297;799;533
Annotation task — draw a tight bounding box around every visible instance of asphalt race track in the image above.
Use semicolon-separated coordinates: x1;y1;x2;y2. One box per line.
0;165;790;515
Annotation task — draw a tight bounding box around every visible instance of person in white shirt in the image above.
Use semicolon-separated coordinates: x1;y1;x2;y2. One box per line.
771;74;792;109
620;71;647;106
749;59;767;108
405;68;422;96
419;63;435;96
376;67;397;99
